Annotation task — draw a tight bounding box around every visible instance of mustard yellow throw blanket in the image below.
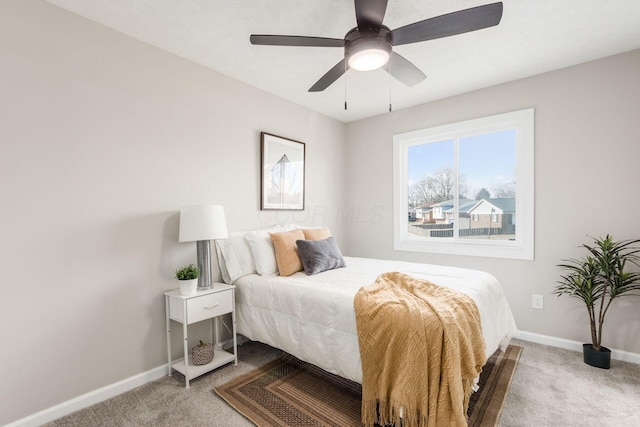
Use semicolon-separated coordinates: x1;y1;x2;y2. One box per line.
354;272;486;427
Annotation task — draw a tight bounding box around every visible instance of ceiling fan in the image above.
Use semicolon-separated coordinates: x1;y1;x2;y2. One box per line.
250;0;503;92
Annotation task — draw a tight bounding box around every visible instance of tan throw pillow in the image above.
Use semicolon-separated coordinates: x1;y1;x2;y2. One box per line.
269;229;306;276
301;227;331;240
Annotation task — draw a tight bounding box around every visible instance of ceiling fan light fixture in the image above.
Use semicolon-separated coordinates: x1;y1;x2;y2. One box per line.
346;35;392;71
348;48;390;71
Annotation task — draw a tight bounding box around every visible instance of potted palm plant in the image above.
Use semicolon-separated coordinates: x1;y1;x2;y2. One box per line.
554;235;640;369
175;264;199;296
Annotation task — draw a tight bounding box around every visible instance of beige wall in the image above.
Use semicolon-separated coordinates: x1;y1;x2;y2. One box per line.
0;1;346;424
345;49;640;354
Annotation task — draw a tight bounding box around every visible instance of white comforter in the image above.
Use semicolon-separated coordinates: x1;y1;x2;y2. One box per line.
234;256;517;384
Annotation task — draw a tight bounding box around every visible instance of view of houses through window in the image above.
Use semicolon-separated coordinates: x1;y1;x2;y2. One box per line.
393;108;534;260
407;129;517;240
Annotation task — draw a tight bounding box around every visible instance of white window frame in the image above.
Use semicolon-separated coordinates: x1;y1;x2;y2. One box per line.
393;108;534;260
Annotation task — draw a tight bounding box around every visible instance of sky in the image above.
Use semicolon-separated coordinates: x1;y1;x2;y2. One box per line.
407;128;517;197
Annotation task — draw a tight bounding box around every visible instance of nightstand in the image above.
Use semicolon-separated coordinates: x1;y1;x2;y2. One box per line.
164;284;237;388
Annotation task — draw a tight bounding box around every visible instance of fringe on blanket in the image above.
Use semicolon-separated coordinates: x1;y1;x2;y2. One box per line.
362;377;475;427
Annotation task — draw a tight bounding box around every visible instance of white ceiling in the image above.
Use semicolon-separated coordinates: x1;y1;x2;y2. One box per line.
46;0;640;123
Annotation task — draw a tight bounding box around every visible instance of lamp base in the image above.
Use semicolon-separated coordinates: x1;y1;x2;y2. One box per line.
196;240;213;291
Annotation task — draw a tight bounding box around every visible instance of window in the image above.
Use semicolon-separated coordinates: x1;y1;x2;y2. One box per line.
393;109;534;260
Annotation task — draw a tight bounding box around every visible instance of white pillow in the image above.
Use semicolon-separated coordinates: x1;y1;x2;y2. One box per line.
215;232;256;283
246;224;310;276
215;243;232;284
215;225;283;283
245;229;280;276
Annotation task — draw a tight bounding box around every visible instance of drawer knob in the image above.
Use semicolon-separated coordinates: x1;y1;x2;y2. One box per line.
203;303;220;310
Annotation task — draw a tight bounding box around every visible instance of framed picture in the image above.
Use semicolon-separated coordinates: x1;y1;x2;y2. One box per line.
260;132;305;210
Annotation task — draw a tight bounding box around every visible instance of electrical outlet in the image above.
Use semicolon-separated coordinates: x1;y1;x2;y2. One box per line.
532;294;544;309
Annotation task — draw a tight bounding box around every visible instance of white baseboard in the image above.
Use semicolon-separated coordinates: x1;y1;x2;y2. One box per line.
5;364;169;427
515;330;640;365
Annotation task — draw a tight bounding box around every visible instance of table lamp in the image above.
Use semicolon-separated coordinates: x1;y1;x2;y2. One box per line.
179;205;229;291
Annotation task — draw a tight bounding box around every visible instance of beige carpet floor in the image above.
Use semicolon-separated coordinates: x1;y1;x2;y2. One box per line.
499;339;640;426
45;339;640;426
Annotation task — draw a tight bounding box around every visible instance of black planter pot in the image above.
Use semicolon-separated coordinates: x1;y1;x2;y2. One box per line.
583;343;611;369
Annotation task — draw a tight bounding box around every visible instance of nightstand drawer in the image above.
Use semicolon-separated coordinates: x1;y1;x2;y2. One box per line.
186;290;233;324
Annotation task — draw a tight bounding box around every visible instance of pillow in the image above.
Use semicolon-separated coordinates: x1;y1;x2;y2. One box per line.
215;244;232;284
214;225;282;283
296;237;346;276
269;229;306;277
245;228;281;276
214;232;256;283
301;227;332;240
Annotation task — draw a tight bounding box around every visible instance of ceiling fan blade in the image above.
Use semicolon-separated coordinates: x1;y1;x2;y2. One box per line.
250;35;344;47
309;59;348;92
386;52;426;86
354;0;388;29
391;2;503;46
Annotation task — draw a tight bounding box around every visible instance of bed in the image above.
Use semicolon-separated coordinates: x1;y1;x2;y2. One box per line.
216;226;518;385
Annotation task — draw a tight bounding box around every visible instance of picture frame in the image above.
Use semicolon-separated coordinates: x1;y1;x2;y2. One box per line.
260;132;305;210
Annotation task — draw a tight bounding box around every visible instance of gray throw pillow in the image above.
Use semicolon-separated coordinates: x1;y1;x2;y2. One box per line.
295;237;346;275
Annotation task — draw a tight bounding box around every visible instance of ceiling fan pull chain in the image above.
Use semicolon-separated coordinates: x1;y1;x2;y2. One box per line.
388;63;392;112
344;61;348;110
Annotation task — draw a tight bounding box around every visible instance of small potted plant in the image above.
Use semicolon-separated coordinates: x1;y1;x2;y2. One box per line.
554;235;640;369
175;264;199;296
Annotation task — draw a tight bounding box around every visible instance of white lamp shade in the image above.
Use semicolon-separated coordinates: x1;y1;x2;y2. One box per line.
179;205;229;242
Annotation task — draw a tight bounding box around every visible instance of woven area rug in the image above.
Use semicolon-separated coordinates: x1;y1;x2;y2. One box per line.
214;344;522;427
